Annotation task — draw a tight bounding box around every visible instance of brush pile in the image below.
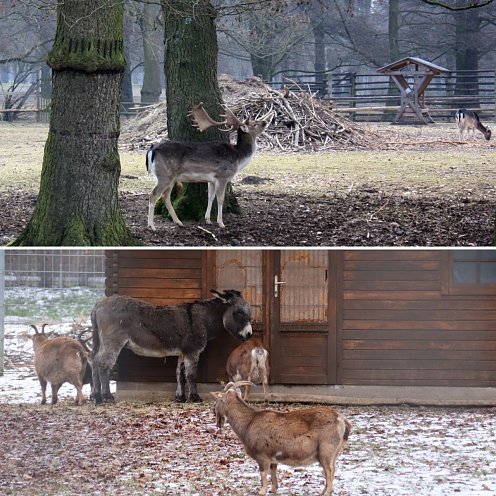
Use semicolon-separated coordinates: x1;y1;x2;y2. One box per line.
120;75;376;152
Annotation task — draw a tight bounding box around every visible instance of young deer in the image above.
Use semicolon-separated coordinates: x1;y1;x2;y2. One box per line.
146;104;273;230
455;109;491;141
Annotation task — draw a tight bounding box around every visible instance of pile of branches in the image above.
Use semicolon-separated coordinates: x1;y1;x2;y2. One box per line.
227;85;376;151
120;80;377;152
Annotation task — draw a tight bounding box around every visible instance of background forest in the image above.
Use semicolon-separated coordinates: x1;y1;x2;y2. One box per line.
1;0;496;110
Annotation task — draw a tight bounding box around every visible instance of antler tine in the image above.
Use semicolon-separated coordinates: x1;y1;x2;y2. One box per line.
30;324;39;335
221;106;244;129
41;323;48;334
189;102;229;132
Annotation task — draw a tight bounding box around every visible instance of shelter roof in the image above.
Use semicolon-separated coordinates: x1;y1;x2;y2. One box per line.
377;57;449;74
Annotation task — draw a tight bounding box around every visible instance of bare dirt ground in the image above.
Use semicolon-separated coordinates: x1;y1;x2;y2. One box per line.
0;400;495;496
0;120;495;246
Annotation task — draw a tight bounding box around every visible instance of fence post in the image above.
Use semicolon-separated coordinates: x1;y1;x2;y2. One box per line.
0;251;5;376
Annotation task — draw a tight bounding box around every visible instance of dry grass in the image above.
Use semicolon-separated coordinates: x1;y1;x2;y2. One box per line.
1;121;496;202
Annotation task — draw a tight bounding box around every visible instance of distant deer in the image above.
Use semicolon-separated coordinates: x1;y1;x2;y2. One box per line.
146;103;273;230
455;109;491;141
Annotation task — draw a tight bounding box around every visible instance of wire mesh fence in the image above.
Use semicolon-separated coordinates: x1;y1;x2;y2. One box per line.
2;250;106;371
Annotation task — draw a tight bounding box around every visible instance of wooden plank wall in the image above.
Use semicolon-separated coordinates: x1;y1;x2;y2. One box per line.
339;250;496;386
107;250;206;383
107;250;251;385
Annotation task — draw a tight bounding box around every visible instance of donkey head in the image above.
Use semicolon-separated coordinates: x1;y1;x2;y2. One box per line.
210;289;252;341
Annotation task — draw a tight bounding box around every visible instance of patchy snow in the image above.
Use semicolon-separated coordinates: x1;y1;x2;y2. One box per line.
1;319;495;495
0;320;114;405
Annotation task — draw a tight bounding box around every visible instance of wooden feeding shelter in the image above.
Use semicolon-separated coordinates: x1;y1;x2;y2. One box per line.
377;57;449;124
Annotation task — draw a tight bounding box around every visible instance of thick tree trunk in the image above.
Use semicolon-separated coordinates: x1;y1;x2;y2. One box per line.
454;8;480;106
12;0;136;246
141;1;162;104
161;0;239;223
383;0;401;121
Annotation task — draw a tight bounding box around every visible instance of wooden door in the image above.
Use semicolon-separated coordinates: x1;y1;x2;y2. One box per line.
269;250;337;385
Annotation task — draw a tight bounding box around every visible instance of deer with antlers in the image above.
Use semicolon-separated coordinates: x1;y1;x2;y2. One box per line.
146;103;273;230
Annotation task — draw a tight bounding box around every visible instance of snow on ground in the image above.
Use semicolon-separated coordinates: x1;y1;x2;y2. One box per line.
1;324;496;495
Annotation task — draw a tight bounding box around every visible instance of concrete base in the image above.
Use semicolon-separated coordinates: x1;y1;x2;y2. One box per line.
116;382;496;406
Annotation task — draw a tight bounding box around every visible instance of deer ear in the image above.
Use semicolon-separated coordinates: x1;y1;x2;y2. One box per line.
211;391;223;399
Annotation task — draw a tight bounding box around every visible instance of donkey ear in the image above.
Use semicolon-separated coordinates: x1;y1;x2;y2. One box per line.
210;289;228;303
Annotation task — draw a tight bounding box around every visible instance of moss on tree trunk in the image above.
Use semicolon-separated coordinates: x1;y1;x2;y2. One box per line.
160;0;240;223
12;0;136;246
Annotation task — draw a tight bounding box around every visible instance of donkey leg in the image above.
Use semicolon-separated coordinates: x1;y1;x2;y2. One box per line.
92;343;122;404
91;354;103;404
184;352;202;402
175;357;187;402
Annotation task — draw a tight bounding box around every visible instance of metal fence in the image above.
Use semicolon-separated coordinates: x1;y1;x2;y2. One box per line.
3;250;106;340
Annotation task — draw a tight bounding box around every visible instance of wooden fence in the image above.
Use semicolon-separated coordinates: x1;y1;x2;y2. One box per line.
2;69;495;123
269;69;496;122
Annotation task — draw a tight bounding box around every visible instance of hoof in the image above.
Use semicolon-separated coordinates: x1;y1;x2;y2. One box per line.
188;394;203;403
175;394;187;403
102;393;115;403
93;393;103;405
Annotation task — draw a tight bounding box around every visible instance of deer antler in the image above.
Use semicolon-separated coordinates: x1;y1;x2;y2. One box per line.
189;102;243;132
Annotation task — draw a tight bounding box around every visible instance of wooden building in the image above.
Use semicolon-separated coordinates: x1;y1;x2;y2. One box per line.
106;249;496;405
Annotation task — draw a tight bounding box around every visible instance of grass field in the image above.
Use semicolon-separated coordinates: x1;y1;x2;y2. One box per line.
1;120;495;246
1;121;495;199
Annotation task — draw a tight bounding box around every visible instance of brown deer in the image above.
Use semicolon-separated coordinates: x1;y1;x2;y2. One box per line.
455;109;491;141
29;324;89;406
146;103;273;230
212;382;351;496
226;338;269;401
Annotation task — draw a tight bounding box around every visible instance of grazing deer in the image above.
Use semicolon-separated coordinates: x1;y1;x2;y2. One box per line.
455;109;491;141
146;104;273;230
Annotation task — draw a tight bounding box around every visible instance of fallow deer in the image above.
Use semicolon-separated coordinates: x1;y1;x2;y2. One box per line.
146;104;273;230
455;109;491;141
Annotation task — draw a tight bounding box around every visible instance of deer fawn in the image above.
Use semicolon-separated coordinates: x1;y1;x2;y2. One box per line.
146;104;273;230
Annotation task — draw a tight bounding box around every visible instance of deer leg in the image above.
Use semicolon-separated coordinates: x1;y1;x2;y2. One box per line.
163;185;184;227
205;181;216;224
175;357;186;402
148;183;164;231
184;352;202;402
39;376;47;405
216;181;227;228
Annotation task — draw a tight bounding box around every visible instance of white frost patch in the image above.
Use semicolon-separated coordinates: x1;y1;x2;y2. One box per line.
0;321;114;405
